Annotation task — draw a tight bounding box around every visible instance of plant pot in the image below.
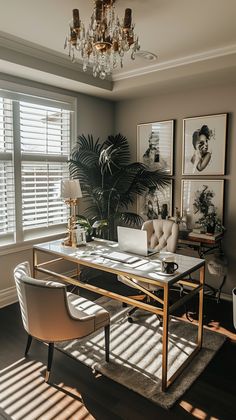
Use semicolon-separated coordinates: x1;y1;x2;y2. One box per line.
86;233;93;242
206;223;215;234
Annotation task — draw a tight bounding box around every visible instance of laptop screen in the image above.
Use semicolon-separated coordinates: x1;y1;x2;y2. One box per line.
117;226;149;256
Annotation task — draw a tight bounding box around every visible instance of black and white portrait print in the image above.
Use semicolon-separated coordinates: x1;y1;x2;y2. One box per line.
183;114;227;175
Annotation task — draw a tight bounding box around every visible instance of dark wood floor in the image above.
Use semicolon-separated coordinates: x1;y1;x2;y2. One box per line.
0;287;236;420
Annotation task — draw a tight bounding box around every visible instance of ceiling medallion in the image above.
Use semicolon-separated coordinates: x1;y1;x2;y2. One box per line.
64;0;140;79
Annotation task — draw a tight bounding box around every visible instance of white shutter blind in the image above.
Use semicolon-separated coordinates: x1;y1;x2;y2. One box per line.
20;102;70;156
20;101;70;232
0;98;15;239
21;162;68;229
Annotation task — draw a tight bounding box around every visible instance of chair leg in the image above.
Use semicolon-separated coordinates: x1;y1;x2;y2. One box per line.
104;325;110;363
45;342;54;383
25;334;32;356
128;306;138;317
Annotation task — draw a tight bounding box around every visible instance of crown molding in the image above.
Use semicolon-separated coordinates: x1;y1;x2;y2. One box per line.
113;44;236;81
0;31;113;91
1;30;236;93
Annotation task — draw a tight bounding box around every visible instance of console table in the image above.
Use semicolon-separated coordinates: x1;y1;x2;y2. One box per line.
33;239;205;392
178;232;226;303
178;232;224;258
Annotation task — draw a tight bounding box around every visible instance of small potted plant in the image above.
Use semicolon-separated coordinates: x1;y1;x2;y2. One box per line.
76;215;94;242
76;215;109;241
197;204;224;234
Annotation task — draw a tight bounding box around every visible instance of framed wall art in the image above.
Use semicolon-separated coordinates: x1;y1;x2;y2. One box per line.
137;181;173;221
137;120;174;175
181;179;224;230
182;113;227;175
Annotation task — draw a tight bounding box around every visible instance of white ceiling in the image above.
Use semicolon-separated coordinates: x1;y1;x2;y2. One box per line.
0;0;236;99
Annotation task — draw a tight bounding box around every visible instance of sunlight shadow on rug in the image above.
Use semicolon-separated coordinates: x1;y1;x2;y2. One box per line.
56;297;225;409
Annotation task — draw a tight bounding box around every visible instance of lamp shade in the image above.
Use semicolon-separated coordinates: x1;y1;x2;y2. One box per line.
60;179;82;199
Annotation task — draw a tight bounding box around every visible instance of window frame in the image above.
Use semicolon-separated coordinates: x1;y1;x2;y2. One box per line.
0;81;77;252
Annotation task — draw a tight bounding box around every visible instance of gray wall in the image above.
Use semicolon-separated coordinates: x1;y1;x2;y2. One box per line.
0;75;115;299
114;83;236;295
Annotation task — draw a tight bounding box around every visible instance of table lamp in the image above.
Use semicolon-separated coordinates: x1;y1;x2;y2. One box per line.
60;179;82;246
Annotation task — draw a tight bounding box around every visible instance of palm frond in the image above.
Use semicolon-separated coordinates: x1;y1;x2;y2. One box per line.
77;134;102;154
70;134;102;168
118;212;144;228
102;134;130;169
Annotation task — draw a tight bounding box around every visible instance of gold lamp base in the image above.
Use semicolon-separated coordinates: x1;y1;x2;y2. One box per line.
62;199;78;247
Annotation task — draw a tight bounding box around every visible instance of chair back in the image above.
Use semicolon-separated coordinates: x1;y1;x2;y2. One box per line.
142;219;179;252
14;262;78;342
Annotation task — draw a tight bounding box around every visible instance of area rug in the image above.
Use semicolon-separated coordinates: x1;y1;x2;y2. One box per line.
56;297;225;409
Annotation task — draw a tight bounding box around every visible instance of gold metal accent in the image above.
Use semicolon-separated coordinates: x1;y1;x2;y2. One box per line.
45;370;50;383
63;198;78;247
198;266;205;347
33;244;205;392
123;276;164;306
162;283;169;391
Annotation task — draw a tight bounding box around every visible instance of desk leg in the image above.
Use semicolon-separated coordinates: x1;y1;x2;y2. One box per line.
162;283;169;392
198;265;205;347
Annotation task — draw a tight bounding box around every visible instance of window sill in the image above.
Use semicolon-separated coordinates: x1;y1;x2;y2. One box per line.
0;230;66;257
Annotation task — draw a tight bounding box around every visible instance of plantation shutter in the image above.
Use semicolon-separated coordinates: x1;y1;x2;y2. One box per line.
0;97;15;241
19;101;70;233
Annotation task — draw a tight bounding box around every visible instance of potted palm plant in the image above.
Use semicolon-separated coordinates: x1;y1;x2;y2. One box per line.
69;134;170;240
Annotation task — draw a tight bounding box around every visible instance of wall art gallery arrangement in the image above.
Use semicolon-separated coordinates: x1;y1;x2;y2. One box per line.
137;114;227;229
137;120;174;220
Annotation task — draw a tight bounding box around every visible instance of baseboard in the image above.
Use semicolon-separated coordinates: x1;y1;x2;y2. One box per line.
0;286;18;308
0;269;78;309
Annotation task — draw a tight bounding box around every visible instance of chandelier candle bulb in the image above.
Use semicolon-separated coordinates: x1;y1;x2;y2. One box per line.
124;8;132;30
65;0;140;79
73;9;80;32
95;1;103;22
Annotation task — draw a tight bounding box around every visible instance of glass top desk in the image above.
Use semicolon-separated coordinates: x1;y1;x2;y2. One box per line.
33;239;205;392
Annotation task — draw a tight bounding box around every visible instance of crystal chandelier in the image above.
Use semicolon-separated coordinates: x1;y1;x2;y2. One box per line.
64;0;140;79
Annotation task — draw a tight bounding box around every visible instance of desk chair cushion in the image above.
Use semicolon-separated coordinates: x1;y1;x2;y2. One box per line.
142;219;179;253
67;293;110;330
14;261;110;342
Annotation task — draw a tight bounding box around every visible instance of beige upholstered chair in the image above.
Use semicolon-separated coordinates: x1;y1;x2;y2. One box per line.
142;219;179;253
119;219;179;320
14;261;110;382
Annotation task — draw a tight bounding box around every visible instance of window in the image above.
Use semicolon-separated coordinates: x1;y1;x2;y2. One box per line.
0;98;14;243
0;89;75;246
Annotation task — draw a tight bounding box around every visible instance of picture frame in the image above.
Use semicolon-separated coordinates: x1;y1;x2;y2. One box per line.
182;113;227;175
137;120;174;175
181;179;224;230
137;181;173;221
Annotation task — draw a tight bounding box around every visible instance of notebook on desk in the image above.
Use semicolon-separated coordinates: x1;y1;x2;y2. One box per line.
98;250;141;264
117;226;159;257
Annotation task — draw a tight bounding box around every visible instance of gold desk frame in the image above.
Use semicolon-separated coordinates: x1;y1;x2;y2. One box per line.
33;245;204;392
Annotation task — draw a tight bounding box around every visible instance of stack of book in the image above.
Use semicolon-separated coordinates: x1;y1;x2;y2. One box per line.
188;231;223;241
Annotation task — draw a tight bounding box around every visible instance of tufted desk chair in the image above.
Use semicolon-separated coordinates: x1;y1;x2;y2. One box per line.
119;219;179;321
14;261;110;382
142;219;179;253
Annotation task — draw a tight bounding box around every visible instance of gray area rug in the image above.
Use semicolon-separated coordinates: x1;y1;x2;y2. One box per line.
56;297;225;409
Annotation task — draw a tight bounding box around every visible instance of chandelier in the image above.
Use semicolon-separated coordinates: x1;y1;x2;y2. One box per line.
64;0;140;79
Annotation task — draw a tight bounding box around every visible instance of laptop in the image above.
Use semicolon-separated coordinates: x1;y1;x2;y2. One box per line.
117;226;159;257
